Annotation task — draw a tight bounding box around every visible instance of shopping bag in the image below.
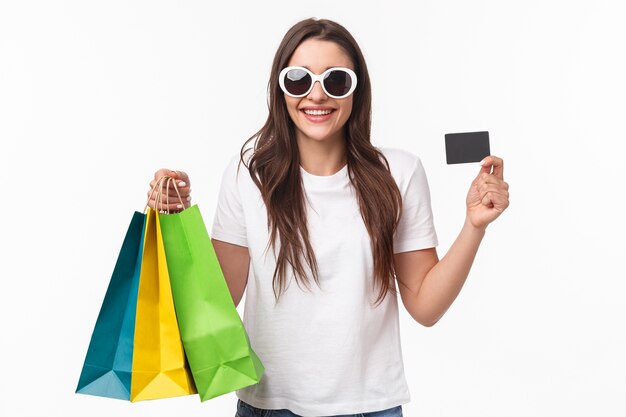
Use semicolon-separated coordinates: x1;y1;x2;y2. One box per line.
76;211;146;400
159;202;265;401
130;207;197;401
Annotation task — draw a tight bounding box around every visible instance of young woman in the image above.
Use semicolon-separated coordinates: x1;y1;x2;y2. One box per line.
148;18;509;417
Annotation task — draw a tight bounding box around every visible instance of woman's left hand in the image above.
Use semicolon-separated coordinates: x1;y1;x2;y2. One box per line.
466;155;510;230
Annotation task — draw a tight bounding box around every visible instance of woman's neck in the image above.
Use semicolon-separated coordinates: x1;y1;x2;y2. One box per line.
296;133;347;176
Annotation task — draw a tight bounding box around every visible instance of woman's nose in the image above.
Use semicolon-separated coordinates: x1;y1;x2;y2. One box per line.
307;80;327;101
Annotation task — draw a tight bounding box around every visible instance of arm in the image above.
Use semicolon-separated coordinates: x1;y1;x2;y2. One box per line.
394;219;485;327
212;239;250;308
395;155;509;327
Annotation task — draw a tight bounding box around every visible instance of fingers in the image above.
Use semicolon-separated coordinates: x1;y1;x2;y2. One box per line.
153;168;172;181
478;184;509;200
147;168;192;212
147;183;191;198
171;170;190;184
146;191;191;204
469;156;510;217
146;187;191;206
146;197;191;212
476;175;510;213
474;172;509;191
479;155;504;180
480;189;510;212
150;169;190;190
151;169;191;186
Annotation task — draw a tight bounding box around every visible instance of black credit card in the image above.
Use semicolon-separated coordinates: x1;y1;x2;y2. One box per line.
445;131;491;164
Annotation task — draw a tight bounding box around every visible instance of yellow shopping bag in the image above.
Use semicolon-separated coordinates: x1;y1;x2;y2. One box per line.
130;206;196;401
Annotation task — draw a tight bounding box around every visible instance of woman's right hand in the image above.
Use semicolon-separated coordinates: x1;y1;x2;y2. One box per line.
147;169;192;213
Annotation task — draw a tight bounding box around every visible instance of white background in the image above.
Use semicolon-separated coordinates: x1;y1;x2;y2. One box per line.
1;0;625;416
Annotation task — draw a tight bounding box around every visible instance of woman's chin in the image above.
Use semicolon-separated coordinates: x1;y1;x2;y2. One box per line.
297;127;342;143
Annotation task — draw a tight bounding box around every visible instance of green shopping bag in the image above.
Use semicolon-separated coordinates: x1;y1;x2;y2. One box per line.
158;187;264;401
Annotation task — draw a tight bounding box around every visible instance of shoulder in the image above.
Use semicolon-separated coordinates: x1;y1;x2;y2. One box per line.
223;149;253;178
220;149;264;203
375;147;433;201
375;146;424;177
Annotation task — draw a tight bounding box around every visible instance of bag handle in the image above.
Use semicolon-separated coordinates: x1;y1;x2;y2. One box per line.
144;175;185;214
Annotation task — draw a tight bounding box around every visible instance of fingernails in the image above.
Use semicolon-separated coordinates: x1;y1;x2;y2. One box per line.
186;196;191;201
178;181;186;187
479;158;486;165
177;204;183;209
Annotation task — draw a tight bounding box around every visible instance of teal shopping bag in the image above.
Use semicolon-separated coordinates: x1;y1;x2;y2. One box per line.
76;212;146;400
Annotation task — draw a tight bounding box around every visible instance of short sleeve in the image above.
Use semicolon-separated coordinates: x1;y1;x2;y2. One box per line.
393;156;438;254
210;155;248;247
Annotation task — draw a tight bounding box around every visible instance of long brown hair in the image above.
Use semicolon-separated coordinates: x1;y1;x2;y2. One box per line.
239;18;403;307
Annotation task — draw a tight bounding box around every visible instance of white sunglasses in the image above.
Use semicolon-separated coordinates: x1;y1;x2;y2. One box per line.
278;66;358;99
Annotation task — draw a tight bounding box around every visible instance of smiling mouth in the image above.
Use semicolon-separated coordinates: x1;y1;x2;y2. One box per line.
301;109;335;116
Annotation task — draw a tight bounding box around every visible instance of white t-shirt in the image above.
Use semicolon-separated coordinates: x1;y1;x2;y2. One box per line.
211;146;438;417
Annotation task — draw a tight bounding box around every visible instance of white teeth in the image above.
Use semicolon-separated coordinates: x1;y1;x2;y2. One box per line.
303;109;332;116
